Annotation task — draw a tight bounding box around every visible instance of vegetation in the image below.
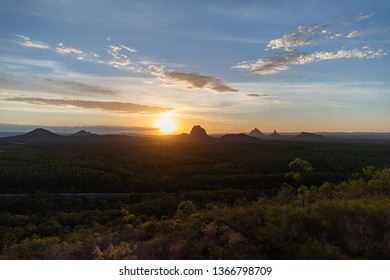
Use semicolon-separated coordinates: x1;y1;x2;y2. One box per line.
1;138;389;193
0;138;389;259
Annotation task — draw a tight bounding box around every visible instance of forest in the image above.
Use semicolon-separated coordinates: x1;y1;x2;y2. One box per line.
0;136;389;259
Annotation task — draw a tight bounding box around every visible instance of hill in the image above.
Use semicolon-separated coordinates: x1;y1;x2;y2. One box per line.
220;133;259;143
293;132;327;141
266;130;285;140
248;128;264;138
177;125;215;142
3;128;65;143
71;130;93;137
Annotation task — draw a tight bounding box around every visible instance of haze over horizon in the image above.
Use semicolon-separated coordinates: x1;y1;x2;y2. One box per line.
1;0;389;134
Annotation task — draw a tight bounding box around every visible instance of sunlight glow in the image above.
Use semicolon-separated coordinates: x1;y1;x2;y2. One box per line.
155;115;177;133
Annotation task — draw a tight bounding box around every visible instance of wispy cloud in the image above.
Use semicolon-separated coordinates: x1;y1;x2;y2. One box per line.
119;44;137;53
154;68;238;93
247;94;270;98
55;43;104;63
12;34;235;94
56;43;84;59
107;44;137;68
346;30;363;38
43;79;118;95
5;97;172;114
16;35;50;49
234;48;386;75
266;24;332;51
235;13;385;75
356;12;375;21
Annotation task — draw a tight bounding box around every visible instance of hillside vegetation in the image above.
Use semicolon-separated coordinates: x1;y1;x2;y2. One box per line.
0;137;389;259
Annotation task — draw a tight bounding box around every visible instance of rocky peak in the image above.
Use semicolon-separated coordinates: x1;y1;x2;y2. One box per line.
189;125;208;138
249;128;264;138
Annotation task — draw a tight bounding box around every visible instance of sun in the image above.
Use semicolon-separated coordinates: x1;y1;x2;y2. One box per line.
155;115;177;134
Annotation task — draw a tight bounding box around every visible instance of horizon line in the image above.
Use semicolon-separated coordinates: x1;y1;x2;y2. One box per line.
1;124;390;135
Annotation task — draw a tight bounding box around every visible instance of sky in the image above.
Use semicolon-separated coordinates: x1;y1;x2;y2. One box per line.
0;0;389;134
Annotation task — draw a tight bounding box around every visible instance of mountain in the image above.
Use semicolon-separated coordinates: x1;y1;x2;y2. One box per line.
188;125;214;141
293;132;326;141
4;128;64;143
266;130;285;140
248;128;264;138
220;133;259;143
71;130;93;137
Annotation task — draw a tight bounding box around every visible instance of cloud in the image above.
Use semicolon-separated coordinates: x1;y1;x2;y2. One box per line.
233;48;386;75
55;43;104;63
247;94;270;97
119;44;137;53
107;44;137;68
16;35;50;49
346;30;363;38
235;13;385;75
356;12;374;21
266;24;332;51
43;79;118;95
155;69;238;93
56;43;84;59
4;97;172;114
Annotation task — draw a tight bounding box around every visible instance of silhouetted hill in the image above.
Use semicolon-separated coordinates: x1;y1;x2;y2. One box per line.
293;132;326;141
4;128;65;143
220;133;259;143
71;130;93;137
189;125;214;141
248;128;264;138
266;130;285;140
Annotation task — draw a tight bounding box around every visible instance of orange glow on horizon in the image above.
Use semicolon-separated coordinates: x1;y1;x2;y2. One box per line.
155;113;177;134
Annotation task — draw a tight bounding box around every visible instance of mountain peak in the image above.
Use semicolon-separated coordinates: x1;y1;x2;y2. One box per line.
71;130;93;137
25;128;60;137
249;128;264;138
187;125;214;141
6;128;64;142
190;125;208;137
266;129;284;140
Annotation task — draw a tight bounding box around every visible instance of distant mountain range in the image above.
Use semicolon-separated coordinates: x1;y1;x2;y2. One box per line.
1;126;390;144
2;128;96;143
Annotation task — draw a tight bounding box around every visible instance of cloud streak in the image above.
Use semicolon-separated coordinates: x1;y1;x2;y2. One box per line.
43;79;118;95
247;94;270;98
12;35;236;93
233;48;386;75
266;24;332;51
346;30;363;38
4;97;172;114
154;69;238;93
56;43;83;55
16;35;50;49
356;12;374;21
107;44;138;68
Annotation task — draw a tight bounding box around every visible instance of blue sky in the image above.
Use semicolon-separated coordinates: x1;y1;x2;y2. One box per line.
0;0;389;133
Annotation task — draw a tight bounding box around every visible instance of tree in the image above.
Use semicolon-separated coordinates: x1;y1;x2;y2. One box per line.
287;158;313;181
287;158;313;208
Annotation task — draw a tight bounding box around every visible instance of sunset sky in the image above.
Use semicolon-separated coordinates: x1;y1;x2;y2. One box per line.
1;0;389;134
